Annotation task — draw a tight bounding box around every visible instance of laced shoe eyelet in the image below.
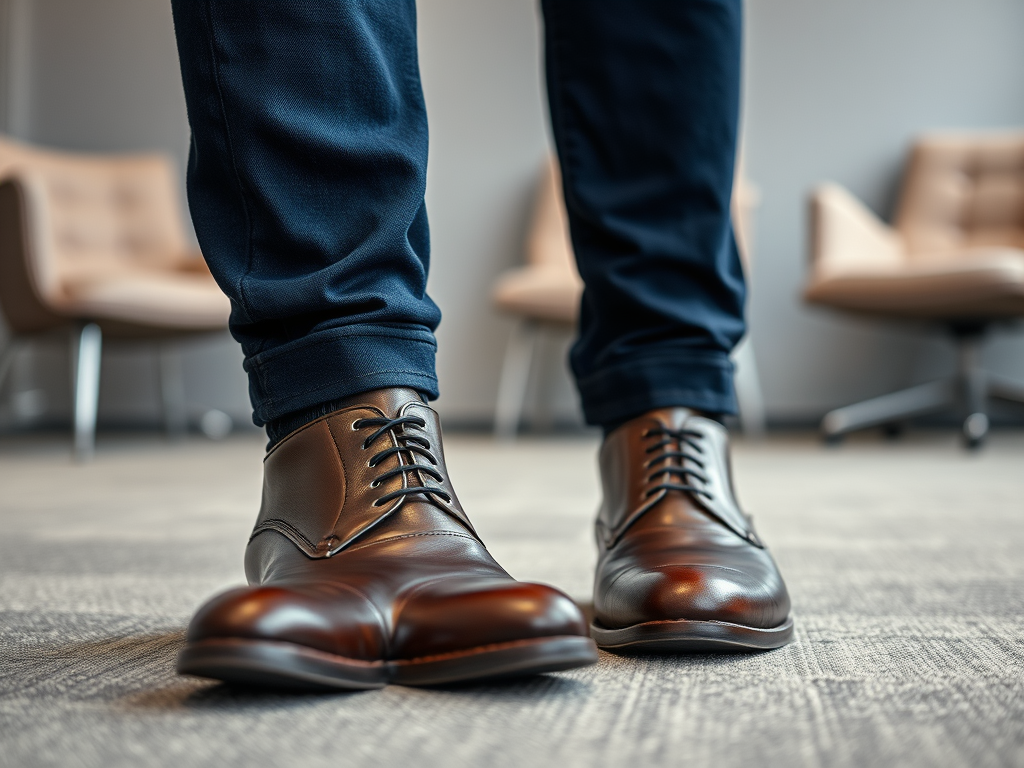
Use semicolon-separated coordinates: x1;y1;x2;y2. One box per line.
351;414;461;512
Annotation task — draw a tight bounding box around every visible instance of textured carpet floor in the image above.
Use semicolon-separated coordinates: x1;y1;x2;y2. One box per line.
1;430;1023;768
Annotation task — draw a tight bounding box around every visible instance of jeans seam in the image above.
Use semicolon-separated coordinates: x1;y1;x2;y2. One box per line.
543;3;584;243
202;0;259;348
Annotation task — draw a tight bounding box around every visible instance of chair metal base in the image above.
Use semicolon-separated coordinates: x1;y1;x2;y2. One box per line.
70;323;103;462
821;329;1024;449
157;342;188;440
494;319;545;441
1;326;199;461
733;334;767;438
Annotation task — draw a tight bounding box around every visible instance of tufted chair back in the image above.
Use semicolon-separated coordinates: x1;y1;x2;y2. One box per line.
896;134;1024;259
0;135;193;332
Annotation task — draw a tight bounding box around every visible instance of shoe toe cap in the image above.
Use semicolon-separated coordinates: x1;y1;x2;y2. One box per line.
596;563;790;629
393;579;588;659
185;584;385;660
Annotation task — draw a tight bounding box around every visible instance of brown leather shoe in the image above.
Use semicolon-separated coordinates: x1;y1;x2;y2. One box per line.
177;388;597;689
590;407;793;652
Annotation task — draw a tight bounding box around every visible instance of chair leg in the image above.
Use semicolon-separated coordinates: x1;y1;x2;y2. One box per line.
821;379;954;439
157;343;188;440
956;335;989;449
732;335;767;438
494;319;538;441
528;329;558;433
71;323;102;462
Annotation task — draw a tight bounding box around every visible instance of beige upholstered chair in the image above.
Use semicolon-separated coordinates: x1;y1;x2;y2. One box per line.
806;132;1024;447
0;135;230;459
492;155;764;438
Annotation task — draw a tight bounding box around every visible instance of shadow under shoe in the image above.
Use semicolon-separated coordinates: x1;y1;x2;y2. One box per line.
591;408;793;653
178;387;597;690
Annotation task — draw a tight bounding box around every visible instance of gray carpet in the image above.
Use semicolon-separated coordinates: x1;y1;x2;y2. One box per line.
1;430;1023;767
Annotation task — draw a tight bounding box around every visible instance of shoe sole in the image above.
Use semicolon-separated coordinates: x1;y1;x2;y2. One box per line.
590;616;794;653
177;635;598;691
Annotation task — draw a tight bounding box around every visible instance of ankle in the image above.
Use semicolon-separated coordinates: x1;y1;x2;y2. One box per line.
600;407;723;438
264;389;430;449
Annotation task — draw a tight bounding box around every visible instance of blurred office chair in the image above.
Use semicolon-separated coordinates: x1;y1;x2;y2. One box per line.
0;135;230;460
492;155;765;438
806;132;1024;448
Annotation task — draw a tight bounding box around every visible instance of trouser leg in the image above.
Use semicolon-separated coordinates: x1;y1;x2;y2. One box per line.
541;0;746;428
170;1;439;438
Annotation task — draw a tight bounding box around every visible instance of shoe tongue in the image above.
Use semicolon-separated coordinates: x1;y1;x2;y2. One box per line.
339;387;424;418
643;407;695;431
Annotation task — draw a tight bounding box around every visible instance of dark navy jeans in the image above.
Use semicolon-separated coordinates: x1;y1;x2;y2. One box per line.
170;0;745;439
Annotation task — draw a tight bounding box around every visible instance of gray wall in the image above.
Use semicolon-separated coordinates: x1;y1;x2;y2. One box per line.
419;0;568;425
744;0;1024;421
2;0;1024;432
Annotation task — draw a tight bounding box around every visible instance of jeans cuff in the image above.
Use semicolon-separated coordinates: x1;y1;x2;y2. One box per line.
244;324;438;426
575;348;737;428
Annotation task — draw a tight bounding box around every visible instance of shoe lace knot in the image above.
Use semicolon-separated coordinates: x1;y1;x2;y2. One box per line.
353;415;453;508
642;426;713;501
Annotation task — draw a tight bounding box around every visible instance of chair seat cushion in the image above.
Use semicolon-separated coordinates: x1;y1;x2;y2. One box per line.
805;248;1024;318
492;265;582;324
59;271;231;330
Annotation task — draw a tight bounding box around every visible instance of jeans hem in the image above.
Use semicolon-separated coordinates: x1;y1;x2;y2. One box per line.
245;324;438;426
576;349;737;427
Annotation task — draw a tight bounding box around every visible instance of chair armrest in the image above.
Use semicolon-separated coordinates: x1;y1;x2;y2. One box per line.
809;183;905;280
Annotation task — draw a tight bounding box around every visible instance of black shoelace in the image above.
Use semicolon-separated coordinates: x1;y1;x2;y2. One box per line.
642;426;714;501
353;416;453;508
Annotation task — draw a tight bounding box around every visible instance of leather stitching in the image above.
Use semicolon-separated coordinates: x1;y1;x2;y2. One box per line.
604;489;665;548
322;409;407;555
192;635;585;670
190;637;387;668
264;403;381;460
249;519;316;551
344;530;477;556
392;636;582;666
324;415;354;544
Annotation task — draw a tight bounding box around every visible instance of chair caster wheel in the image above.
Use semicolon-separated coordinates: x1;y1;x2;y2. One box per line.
962;412;988;450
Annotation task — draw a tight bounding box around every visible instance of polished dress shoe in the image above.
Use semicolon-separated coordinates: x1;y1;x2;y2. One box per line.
178;388;597;689
591;408;793;652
